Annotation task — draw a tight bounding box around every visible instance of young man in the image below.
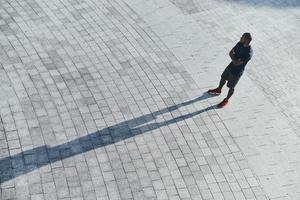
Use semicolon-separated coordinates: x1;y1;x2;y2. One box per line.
208;33;253;108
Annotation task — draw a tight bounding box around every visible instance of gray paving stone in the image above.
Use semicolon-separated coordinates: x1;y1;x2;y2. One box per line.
2;0;296;199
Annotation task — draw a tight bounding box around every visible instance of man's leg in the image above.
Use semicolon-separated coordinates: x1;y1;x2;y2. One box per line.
208;67;229;95
218;87;234;108
208;77;227;95
218;77;226;90
218;73;240;107
226;88;234;100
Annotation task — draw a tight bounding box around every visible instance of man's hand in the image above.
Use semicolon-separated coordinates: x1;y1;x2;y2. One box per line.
229;49;236;61
232;59;243;66
230;49;243;66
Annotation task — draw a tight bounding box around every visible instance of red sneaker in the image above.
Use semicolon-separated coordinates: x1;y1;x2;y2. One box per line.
208;88;221;95
218;98;228;108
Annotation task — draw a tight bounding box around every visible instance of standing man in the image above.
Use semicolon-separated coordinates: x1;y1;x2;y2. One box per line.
208;33;253;108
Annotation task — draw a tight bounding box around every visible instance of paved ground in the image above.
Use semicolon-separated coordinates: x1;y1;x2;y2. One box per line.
0;0;299;200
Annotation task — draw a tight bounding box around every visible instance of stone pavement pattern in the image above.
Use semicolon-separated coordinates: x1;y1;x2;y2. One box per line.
0;0;299;200
125;0;300;199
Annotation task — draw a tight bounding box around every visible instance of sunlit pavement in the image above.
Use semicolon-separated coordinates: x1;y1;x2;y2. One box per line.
0;0;299;199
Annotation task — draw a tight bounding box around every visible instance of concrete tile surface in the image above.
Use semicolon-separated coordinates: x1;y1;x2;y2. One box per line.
0;0;299;199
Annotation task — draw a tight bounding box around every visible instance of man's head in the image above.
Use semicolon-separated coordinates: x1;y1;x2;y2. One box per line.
240;33;252;46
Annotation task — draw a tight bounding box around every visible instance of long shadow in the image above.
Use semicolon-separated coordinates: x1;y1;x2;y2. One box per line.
225;0;300;8
0;92;216;183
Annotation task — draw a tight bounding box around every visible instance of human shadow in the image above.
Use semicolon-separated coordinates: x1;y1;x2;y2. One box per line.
0;92;217;183
225;0;300;8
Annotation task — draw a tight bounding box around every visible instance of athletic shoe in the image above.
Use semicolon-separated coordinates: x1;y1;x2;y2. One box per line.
208;88;221;95
217;98;228;108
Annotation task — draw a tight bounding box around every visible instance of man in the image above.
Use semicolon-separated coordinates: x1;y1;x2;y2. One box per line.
208;33;253;108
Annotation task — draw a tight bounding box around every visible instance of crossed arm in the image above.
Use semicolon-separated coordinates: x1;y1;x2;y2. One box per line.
229;49;244;66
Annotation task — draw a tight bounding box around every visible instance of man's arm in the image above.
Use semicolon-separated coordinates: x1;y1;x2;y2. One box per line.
233;48;252;66
229;49;237;61
229;42;241;65
229;49;243;65
232;58;243;66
